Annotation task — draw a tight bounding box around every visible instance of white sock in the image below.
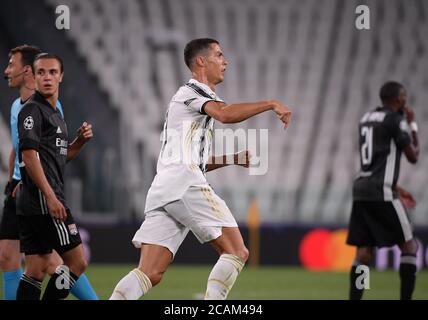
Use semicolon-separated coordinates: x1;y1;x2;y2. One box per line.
109;268;152;300
205;254;245;300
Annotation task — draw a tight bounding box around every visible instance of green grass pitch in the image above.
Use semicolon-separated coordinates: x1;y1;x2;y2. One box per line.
1;264;427;300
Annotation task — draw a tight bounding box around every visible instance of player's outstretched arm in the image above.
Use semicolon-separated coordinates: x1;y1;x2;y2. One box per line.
204;100;292;128
206;150;251;172
21;149;67;221
403;105;419;164
67;121;93;162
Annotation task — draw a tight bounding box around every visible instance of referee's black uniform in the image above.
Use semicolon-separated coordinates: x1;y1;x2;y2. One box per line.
347;106;414;247
16;91;81;255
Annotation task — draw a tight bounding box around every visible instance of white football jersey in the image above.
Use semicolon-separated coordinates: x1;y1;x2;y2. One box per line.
144;78;224;212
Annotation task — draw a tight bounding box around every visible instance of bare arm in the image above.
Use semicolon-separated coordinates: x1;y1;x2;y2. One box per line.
403;105;419;164
22;149;67;221
8;148;15;182
396;185;416;209
206;155;229;172
67;122;93;162
204;100;292;128
67;139;84;162
206;150;251;172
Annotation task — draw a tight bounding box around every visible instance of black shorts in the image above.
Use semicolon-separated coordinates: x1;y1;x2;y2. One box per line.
18;210;82;255
346;200;414;248
0;180;21;240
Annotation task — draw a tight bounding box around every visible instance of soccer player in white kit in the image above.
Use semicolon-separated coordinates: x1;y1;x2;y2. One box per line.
110;38;292;300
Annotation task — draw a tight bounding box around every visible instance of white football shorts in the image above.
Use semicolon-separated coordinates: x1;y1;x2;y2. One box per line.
132;184;238;256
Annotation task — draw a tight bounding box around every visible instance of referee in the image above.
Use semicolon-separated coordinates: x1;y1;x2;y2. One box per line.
15;53;93;300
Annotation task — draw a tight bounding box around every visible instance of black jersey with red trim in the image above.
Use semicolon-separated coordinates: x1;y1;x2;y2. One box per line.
17;91;69;216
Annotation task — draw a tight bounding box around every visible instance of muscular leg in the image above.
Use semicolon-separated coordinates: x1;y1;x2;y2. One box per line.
44;249;98;300
349;246;373;300
45;250;63;275
60;244;87;276
0;239;23;299
42;244;88;300
16;254;51;300
210;227;249;260
205;227;249;300
398;239;418;300
110;244;172;300
0;239;22;271
355;246;373;265
138;244;172;285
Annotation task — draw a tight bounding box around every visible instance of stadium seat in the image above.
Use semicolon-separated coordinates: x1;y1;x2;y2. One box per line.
42;0;428;224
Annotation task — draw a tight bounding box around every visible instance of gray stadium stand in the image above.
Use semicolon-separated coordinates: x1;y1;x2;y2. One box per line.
43;0;427;224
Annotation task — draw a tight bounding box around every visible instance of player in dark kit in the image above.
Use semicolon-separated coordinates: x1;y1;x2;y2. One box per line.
1;44;97;300
15;53;93;300
347;81;420;300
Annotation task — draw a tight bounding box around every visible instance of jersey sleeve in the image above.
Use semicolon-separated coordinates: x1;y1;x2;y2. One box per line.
385;113;411;150
185;95;217;114
18;104;43;152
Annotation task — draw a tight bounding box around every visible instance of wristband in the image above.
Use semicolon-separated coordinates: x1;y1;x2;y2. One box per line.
410;122;418;132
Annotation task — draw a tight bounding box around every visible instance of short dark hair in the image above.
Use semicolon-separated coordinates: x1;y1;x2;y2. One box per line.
184;38;219;69
380;81;404;104
33;53;64;73
9;44;41;67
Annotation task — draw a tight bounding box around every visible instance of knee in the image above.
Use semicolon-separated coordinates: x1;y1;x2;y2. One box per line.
144;269;164;287
356;248;372;265
0;248;21;271
221;246;249;263
24;266;47;280
400;239;418;255
237;247;249;263
46;254;64;275
73;259;88;276
66;257;87;276
0;250;11;270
